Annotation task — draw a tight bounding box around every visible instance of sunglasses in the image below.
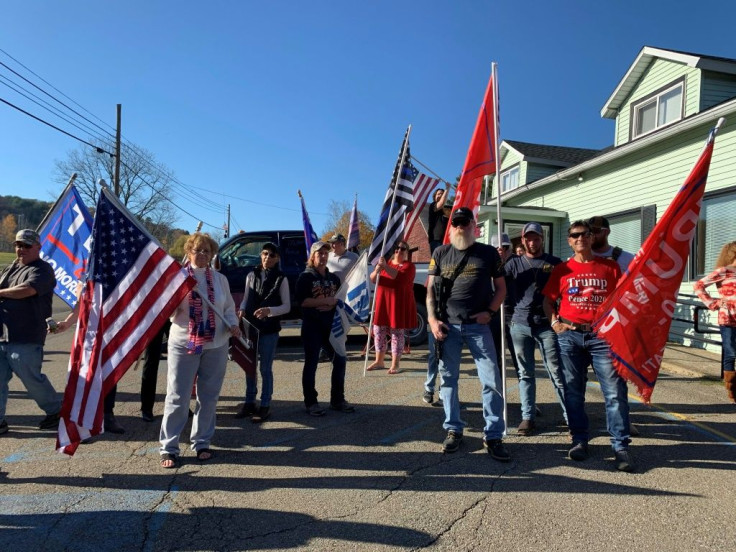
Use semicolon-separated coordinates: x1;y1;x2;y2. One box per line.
590;227;605;234
15;243;33;249
193;249;211;255
451;219;471;227
568;231;591;239
397;246;408;251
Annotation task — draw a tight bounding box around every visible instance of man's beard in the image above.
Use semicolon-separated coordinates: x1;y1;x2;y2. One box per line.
450;229;475;250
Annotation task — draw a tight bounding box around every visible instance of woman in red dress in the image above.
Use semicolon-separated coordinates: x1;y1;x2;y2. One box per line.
367;240;417;374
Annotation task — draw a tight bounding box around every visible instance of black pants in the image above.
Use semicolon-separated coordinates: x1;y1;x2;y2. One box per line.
140;320;171;412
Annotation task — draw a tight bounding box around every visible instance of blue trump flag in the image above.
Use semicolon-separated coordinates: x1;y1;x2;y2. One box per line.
37;183;93;308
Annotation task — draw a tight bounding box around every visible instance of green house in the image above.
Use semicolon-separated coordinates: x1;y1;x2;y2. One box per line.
478;46;736;352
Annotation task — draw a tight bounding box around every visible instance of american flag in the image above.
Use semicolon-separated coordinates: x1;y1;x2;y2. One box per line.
346;196;360;250
403;173;441;239
56;187;195;455
367;128;417;264
299;190;319;258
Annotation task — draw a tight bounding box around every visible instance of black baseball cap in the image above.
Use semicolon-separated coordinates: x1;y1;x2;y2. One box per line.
451;207;474;224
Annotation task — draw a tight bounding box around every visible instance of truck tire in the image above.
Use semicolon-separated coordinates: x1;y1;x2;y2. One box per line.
407;302;428;346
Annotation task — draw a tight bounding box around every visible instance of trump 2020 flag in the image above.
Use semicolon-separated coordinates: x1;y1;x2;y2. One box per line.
299;190;319;257
37;183;93;308
594;120;723;403
57;187;195;455
330;251;370;357
367;127;417;264
444;69;498;244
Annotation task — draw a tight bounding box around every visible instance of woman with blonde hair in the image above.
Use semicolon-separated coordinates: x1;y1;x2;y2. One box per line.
367;240;417;374
159;233;241;468
695;241;736;404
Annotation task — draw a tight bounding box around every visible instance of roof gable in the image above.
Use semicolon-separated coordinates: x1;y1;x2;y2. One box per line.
601;46;736;119
503;140;601;167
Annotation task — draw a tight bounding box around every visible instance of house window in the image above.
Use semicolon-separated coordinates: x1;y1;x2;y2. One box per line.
501;167;519;192
693;189;736;279
632;81;684;139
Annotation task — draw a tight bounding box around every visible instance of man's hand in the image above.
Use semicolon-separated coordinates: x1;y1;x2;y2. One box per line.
470;310;493;325
429;318;448;340
229;325;242;338
551;320;574;334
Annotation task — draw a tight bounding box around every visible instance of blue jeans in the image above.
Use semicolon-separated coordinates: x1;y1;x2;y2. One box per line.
245;331;279;407
557;330;630;451
438;323;505;439
509;322;567;422
425;331;439;393
720;325;735;373
0;342;61;421
301;320;346;407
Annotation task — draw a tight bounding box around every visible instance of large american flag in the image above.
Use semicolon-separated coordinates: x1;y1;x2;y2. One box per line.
403;173;441;239
367;128;417;264
57;187;195;455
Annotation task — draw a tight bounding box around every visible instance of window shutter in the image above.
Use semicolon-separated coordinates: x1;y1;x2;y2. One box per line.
640;205;657;241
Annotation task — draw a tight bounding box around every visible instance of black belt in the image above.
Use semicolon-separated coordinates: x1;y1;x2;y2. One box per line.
559;317;594;333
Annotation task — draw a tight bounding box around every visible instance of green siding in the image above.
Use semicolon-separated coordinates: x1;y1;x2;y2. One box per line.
615;58;700;146
526;163;562;184
509;120;736;271
700;70;736;110
489;147;523;199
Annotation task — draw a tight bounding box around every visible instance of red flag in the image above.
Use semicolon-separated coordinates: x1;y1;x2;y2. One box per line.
444;70;498;243
229;317;259;377
56;188;195;455
593;124;722;402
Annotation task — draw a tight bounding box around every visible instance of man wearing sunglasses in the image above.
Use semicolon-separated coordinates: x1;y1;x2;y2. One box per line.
0;229;61;435
542;220;635;472
326;233;358;284
426;207;510;461
587;215;635;272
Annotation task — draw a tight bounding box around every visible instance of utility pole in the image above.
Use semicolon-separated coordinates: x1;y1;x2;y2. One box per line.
224;204;230;238
114;104;122;197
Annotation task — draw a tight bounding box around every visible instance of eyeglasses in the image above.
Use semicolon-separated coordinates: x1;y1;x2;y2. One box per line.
193;249;211;255
502;245;510;250
397;246;408;251
568;231;591;239
14;243;33;249
451;219;471;228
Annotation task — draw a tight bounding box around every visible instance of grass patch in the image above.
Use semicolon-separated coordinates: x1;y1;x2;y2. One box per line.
0;251;16;267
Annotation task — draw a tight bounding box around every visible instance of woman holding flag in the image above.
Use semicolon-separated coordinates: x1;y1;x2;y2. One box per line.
695;241;736;404
159;233;241;468
367;240;417;374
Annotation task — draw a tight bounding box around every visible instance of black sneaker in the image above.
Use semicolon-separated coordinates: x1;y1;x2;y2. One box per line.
104;413;125;434
422;391;434;404
38;412;60;430
234;403;257;419
0;420;8;435
442;431;463;453
141;409;154;422
252;406;270;423
568;441;589;461
330;401;355;413
483;439;511;462
306;403;326;417
614;449;636;472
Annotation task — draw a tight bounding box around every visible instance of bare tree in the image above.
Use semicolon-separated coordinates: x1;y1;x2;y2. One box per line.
53;139;177;240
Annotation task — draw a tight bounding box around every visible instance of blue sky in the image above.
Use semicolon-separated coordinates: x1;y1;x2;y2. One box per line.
1;1;734;236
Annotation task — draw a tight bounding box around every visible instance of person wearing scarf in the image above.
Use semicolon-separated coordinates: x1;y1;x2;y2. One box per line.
159;233;240;468
235;242;291;422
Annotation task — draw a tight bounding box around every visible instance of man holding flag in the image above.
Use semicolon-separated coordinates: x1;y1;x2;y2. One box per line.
0;229;62;435
542;220;633;472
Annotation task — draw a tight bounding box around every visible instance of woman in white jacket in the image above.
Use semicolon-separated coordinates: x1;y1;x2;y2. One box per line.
160;233;240;468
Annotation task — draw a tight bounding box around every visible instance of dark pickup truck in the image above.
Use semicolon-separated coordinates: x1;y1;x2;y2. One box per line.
216;230;429;345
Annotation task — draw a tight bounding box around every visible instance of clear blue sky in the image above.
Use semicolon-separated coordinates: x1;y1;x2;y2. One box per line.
1;1;734;237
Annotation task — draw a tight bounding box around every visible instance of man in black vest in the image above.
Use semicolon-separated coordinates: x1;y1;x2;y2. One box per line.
236;242;291;422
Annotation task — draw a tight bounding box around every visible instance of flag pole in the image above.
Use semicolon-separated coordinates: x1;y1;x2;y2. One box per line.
363;125;412;376
490;62;508;436
35;173;78;232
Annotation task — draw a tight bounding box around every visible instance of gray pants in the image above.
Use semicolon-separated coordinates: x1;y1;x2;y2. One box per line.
159;342;228;456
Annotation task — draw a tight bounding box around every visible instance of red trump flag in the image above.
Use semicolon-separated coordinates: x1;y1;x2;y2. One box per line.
57;187;195;455
593;120;724;402
444;69;498;243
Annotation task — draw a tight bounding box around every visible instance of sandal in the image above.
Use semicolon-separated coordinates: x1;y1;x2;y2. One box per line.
160;453;179;469
366;363;384;371
387;368;402;374
196;448;214;462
